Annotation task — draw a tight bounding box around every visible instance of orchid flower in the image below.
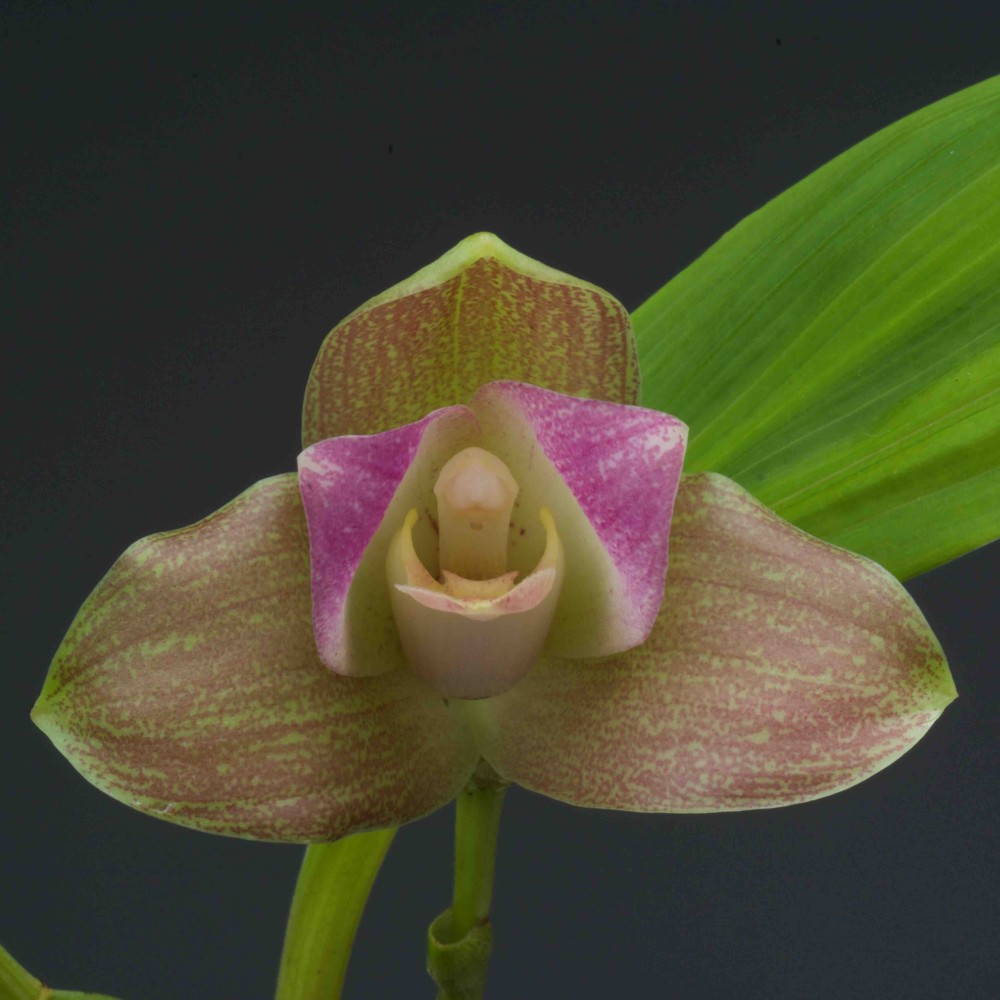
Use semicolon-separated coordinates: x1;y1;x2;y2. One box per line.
29;234;956;1000
33;232;954;846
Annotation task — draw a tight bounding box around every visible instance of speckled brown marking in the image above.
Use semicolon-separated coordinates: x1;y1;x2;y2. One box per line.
303;250;638;446
478;473;955;812
33;476;479;842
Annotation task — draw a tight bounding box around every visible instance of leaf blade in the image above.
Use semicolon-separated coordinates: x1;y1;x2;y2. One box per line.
633;76;1000;578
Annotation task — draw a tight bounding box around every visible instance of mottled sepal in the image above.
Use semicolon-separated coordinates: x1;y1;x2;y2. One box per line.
32;476;478;842
302;233;639;444
474;473;956;811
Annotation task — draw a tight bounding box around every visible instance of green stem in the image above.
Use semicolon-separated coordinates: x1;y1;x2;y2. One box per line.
275;828;396;1000
450;780;506;941
427;767;507;1000
0;945;122;1000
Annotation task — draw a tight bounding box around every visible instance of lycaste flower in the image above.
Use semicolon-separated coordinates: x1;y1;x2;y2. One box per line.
32;234;954;842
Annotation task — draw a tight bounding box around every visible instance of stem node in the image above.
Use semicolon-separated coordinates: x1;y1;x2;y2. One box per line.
426;766;507;999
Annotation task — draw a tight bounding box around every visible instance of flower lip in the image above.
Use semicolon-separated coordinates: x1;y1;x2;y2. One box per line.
387;504;565;699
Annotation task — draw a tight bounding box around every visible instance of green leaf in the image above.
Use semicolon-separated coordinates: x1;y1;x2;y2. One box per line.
633;76;1000;579
276;830;395;1000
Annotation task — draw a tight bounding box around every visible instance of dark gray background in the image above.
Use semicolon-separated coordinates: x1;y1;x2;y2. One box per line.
3;3;998;998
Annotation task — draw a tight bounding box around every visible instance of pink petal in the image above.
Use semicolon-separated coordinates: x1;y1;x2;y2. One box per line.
32;476;478;842
476;473;956;811
470;381;687;656
298;406;477;675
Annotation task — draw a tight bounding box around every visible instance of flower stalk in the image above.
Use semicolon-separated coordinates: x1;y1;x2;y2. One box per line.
451;769;507;940
427;763;508;1000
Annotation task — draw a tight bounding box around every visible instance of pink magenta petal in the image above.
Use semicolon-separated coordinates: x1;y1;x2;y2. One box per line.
32;476;479;842
473;473;956;811
470;381;687;657
298;406;477;676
